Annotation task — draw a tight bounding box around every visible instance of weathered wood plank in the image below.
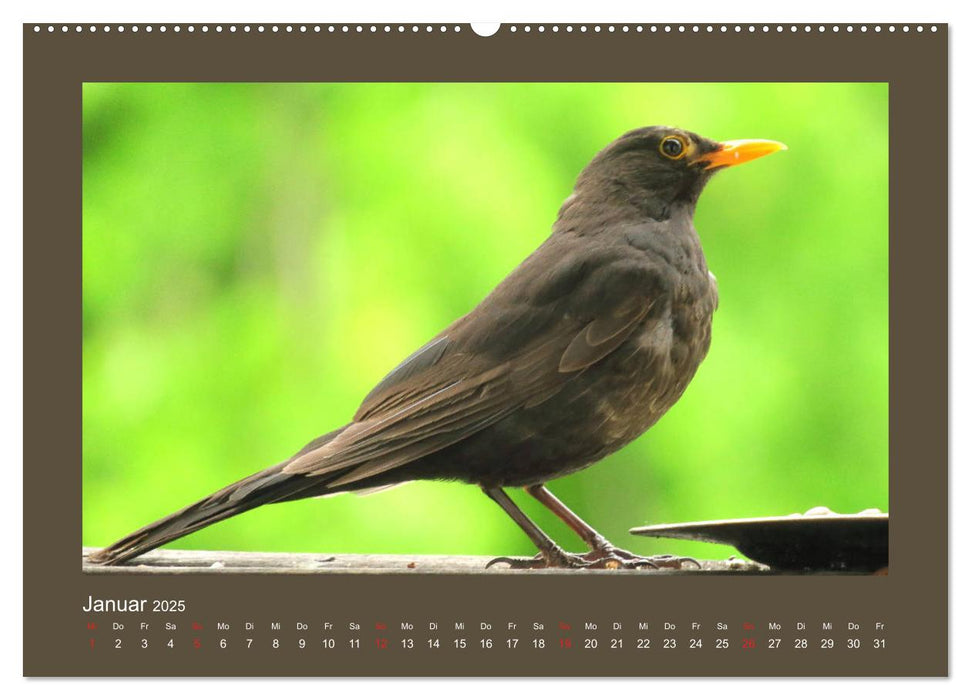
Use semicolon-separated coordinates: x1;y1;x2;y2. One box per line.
82;547;769;575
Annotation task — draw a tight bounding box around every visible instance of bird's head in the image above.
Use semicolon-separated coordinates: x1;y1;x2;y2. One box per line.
574;126;786;221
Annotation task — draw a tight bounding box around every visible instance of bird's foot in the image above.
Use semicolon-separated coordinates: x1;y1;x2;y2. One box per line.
486;545;698;570
486;546;598;570
583;545;701;570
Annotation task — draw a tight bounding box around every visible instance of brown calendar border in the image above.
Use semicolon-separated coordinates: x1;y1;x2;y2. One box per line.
23;23;947;676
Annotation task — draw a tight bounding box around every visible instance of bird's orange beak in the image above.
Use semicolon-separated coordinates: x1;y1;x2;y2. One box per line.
693;139;787;171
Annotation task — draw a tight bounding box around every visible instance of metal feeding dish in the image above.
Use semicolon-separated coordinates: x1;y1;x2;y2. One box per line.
630;507;888;573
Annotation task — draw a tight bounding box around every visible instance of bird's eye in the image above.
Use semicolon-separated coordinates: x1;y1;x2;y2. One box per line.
659;135;687;160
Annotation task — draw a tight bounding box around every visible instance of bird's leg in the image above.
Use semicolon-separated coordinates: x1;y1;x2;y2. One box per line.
482;487;591;569
524;484;610;552
525;484;698;570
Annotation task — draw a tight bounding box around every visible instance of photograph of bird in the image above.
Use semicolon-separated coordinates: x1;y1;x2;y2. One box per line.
89;126;785;569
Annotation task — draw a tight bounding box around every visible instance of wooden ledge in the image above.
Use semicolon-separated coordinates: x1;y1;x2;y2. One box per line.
82;547;769;575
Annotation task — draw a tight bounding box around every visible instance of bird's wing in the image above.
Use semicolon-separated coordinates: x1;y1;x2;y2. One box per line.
282;245;666;488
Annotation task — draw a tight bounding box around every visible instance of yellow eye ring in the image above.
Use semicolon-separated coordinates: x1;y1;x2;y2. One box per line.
659;135;688;160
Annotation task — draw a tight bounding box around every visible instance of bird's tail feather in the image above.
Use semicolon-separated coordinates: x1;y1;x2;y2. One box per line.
88;428;348;566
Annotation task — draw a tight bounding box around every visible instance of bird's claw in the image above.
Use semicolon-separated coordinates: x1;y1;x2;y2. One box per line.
486;554;549;570
486;547;701;571
587;547;701;570
486;548;594;570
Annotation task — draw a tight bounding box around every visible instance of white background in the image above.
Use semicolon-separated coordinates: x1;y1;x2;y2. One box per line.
4;0;965;696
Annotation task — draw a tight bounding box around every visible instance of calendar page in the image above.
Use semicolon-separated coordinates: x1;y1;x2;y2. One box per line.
23;22;946;677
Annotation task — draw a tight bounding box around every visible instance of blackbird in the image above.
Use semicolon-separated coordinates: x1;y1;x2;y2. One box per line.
90;126;785;569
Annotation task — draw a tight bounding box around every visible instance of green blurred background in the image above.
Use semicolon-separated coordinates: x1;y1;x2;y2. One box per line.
82;83;888;561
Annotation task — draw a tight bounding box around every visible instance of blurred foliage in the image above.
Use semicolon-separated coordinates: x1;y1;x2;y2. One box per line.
82;83;888;561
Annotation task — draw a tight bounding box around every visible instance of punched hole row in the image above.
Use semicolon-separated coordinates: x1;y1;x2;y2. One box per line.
31;24;940;35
